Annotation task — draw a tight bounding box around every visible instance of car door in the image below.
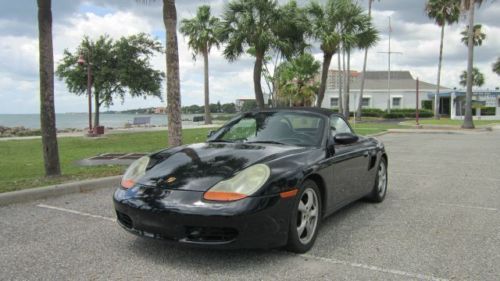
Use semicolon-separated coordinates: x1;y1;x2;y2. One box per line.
328;116;371;204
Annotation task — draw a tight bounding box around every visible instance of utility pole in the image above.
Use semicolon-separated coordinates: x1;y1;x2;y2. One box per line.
378;17;402;113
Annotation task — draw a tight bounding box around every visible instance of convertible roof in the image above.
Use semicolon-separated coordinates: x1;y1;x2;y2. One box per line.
253;107;339;117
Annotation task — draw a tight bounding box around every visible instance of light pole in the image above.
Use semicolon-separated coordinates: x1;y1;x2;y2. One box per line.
77;52;93;135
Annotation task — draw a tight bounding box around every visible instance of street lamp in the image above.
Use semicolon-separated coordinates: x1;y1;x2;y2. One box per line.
77;52;93;136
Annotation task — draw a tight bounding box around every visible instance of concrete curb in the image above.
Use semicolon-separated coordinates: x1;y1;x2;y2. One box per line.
0;175;121;206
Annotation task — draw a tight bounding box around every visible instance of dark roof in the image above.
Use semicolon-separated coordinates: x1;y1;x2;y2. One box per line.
253;107;337;117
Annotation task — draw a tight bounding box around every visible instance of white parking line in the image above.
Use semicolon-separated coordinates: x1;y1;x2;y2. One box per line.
300;254;449;281
37;203;450;281
36;204;116;222
437;203;498;212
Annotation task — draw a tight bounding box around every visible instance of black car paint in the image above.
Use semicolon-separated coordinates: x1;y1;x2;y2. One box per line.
113;108;386;249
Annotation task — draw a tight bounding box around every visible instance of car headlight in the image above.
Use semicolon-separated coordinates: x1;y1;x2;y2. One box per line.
121;156;150;189
203;164;271;202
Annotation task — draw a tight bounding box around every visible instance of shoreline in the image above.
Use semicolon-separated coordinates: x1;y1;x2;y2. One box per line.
0;123;222;141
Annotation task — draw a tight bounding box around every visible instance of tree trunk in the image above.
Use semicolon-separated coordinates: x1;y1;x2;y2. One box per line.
316;52;333;108
163;0;183;145
337;51;343;114
203;50;212;124
254;52;265;109
94;93;100;128
344;50;351;119
356;0;373;121
462;1;475;129
435;24;445;120
342;46;347;117
37;0;60;177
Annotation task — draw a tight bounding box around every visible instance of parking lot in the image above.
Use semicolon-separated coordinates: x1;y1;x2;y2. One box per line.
1;130;499;280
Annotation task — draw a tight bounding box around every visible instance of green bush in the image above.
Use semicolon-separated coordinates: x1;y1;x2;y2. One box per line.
383;112;406;119
422;100;433;111
350;108;433;119
481;107;496;116
350;108;385;117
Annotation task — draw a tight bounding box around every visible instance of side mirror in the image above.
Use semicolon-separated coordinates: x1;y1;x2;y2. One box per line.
207;130;216;138
334;133;358;145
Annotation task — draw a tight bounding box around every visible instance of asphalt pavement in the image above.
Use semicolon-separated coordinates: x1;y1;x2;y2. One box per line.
1;130;499;280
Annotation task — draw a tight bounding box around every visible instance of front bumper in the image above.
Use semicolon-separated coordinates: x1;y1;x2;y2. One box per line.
113;186;295;249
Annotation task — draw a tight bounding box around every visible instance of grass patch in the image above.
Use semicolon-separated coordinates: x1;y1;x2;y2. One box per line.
0;128;212;193
0;122;403;193
351;122;410;135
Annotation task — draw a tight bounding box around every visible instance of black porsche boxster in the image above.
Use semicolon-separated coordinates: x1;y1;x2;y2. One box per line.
113;108;388;253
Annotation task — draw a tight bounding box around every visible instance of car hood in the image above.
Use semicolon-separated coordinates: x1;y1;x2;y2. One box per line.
136;142;310;192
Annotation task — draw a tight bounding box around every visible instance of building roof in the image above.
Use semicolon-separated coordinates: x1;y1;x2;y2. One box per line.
253;107;338;117
327;70;449;91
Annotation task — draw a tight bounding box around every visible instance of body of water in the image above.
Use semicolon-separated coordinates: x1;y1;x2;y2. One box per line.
0;113;206;129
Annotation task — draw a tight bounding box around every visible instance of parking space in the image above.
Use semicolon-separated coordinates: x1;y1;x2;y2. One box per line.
1;130;499;280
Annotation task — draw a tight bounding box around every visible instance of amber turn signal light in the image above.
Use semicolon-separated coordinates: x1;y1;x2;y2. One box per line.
203;191;248;202
279;189;298;199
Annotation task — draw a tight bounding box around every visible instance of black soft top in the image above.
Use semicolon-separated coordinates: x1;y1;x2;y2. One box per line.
250;107;340;117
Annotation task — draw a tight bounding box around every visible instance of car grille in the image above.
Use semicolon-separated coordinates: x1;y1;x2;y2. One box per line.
185;226;238;243
116;211;133;229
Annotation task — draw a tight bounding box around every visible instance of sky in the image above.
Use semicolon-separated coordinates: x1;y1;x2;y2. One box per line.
0;0;499;114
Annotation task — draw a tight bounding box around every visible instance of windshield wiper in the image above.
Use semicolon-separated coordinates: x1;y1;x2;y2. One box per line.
246;140;288;145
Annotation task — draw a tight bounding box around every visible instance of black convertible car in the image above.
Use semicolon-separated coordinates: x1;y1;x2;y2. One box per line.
113;108;387;253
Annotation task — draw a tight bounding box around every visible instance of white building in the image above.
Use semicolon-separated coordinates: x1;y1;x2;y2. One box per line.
429;90;500;120
321;70;448;112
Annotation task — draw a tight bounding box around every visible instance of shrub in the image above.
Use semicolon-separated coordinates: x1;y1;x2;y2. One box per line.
421;100;433;111
480;107;496;116
383;112;406;119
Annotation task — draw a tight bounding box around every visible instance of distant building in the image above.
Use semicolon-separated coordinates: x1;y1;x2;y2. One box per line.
235;94;270;112
321;70;448;112
154;107;166;114
429;90;500;120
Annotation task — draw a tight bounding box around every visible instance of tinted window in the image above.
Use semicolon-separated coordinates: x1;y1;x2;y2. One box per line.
330;116;352;137
215;111;325;147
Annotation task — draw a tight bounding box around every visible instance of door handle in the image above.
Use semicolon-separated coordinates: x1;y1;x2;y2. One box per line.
363;152;369;157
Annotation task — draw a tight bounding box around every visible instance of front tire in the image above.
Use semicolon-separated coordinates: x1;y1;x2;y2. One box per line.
365;157;388;203
286;180;321;253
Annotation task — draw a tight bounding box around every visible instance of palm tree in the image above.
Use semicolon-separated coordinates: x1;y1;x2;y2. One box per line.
460;0;484;129
137;0;182;146
459;67;485;88
37;0;60;176
220;0;307;109
460;24;486;46
307;0;341;108
278;53;321;106
356;0;379;120
425;0;461;120
338;0;378;118
180;5;222;125
493;57;500;76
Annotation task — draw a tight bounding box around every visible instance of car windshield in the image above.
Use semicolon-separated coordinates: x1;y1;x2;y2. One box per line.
210;111;325;147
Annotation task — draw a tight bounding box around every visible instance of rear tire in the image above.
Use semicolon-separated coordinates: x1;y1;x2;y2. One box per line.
365;157;388;203
286;180;321;253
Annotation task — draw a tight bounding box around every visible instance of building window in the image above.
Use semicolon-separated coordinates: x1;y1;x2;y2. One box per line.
498;98;500;107
392;97;402;108
330;98;339;107
361;97;371;107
